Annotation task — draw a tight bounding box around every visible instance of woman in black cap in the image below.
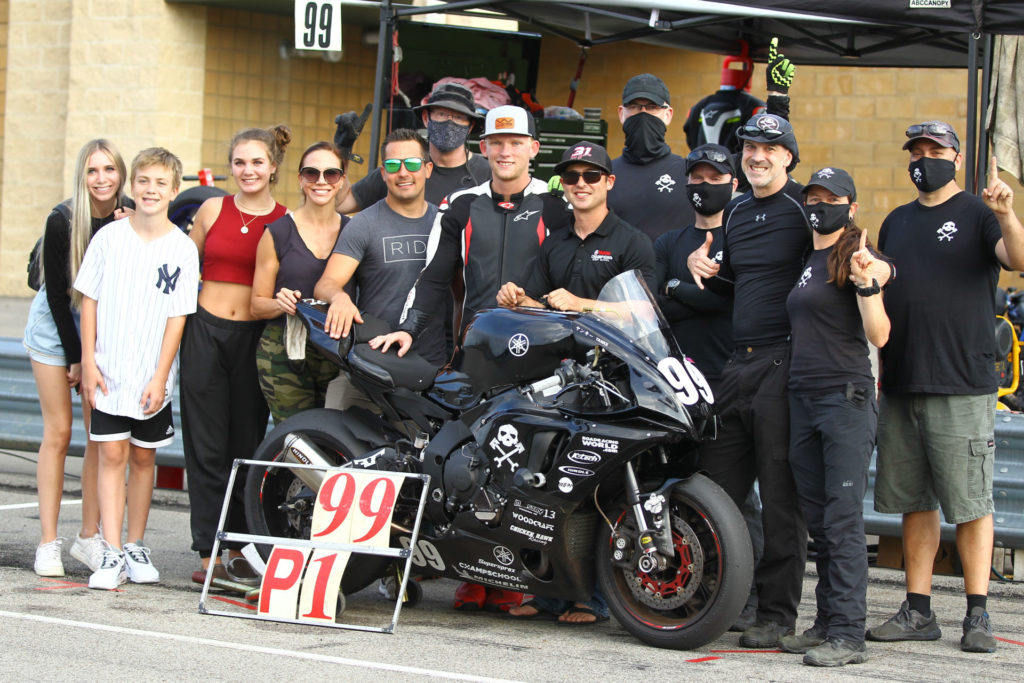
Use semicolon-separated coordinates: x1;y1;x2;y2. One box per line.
779;167;890;667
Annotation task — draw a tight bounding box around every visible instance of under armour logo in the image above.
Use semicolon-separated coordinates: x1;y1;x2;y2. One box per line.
514;209;539;222
937;221;958;242
797;266;812;287
655;174;675;193
155;264;181;294
755;213;767;222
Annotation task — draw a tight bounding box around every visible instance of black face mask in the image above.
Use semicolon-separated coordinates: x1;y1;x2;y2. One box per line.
427;119;470;153
686;182;733;216
803;202;850;235
622;113;670;164
908;156;956;193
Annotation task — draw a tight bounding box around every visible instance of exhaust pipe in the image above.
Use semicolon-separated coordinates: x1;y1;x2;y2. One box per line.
280;433;334;491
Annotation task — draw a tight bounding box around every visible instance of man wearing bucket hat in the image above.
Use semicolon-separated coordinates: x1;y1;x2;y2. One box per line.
867;121;1024;654
686;111;810;649
606;73;695;243
497;141;655;313
369;106;571;611
337;82;490;212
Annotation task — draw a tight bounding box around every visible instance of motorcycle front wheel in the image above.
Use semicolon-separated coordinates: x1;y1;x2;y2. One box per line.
596;473;753;650
243;408;390;595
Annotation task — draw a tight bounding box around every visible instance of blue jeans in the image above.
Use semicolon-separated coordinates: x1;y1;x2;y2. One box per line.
530;590;608;618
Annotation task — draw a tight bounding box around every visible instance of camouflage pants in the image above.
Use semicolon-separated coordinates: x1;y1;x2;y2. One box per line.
256;321;340;424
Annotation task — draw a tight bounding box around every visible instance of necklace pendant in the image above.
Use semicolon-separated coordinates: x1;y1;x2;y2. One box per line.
241;226;249;234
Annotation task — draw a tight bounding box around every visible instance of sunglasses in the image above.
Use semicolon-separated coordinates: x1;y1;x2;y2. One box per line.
561;169;606;186
383;157;426;173
687;148;730;164
905;123;952;139
738;125;786;140
299;167;344;184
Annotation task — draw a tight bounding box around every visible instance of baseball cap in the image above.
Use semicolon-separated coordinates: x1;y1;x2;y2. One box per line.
622;73;671;107
902;120;960;153
413;82;482;120
736;113;800;171
553;141;613;175
802;167;857;201
685;144;735;176
481;105;537;138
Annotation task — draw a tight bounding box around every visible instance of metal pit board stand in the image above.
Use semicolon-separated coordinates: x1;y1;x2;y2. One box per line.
198;457;430;634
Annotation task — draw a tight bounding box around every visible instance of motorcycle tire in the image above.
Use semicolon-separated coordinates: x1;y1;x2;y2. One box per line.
167;186;227;233
596;473;753;650
243;408;390;596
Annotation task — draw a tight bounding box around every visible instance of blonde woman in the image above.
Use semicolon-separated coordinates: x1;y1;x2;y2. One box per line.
182;125;290;582
24;139;131;576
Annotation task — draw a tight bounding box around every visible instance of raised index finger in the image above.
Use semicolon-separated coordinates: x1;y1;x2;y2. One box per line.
859;227;868;252
769;36;778;60
989;155;1000;188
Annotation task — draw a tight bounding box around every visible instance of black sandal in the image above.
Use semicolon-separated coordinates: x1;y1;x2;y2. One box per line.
557;604;609;626
225;556;261;587
507;599;558;621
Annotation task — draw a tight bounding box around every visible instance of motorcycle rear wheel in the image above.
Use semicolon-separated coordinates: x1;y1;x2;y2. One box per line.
243;408;390;595
596;473;753;650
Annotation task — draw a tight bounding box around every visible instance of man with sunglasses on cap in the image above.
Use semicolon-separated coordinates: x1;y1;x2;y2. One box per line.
685;112;811;649
371;105;570;613
606;73;696;243
865;122;1024;654
315;129;447;398
337;82;490;213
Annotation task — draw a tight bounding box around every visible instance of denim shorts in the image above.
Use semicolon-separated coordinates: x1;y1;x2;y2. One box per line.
23;286;80;367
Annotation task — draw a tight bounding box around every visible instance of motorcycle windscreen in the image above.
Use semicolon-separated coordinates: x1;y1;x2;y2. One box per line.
583;270;672;361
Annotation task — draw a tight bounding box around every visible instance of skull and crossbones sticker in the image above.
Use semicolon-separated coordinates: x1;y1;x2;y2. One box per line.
937;221;957;242
489;424;525;471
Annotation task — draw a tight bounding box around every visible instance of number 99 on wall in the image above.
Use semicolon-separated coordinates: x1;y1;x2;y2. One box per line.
258;469;400;623
294;0;342;51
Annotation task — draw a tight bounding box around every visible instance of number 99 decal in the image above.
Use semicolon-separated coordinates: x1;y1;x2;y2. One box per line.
656;357;715;405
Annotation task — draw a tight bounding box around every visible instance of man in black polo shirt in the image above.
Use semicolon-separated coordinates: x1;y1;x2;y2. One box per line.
497;141;655;312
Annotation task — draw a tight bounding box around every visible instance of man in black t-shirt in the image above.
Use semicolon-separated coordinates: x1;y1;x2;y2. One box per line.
686;113;809;649
336;83;490;212
866;122;1024;654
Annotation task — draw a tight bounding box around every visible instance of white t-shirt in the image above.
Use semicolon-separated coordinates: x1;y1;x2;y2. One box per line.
74;218;198;419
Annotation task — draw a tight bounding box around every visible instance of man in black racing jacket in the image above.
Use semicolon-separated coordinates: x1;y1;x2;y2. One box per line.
370;104;570;613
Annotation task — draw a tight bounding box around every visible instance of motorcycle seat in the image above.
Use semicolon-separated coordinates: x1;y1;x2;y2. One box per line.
349;342;438;391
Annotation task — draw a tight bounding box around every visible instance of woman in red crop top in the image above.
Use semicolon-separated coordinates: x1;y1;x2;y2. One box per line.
181;124;291;583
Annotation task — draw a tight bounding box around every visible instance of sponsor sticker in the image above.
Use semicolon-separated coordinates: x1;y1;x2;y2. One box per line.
567;450;601;465
558;477;574;493
580;435;619;453
559;465;594;477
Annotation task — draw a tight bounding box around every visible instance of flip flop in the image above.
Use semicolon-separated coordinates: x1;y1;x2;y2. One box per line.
507;599;558;621
225;557;261;587
557;604;609;626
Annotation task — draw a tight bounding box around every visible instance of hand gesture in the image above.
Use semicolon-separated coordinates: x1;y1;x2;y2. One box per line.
982;156;1015;217
324;291;363;340
368;331;413;358
686;231;719;290
849;228;873;286
496;282;525;308
767;37;795;95
275;287;301;316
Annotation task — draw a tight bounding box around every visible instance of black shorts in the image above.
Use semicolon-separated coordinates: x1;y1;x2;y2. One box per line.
90;403;175;448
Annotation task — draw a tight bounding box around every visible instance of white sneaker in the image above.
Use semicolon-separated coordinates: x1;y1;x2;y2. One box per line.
70;533;105;572
89;546;127;590
34;538;65;577
123;541;160;584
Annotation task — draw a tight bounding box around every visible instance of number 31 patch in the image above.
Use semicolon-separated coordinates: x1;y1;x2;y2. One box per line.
657;357;714;406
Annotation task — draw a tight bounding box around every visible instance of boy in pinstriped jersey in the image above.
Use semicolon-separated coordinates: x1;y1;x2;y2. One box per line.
75;148;199;590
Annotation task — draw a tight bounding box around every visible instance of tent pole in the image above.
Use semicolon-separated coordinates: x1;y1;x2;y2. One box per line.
976;33;994;190
966;33;978;194
369;0;394;170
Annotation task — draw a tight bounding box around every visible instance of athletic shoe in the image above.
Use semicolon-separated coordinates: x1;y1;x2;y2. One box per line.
34;538;65;577
961;607;997;653
803;637;868;667
729;602;757;632
484;588;524;612
89;546;127;590
739;620;793;648
70;533;105;572
779;622;827;654
123;542;160;584
866;600;941;641
453;582;487;611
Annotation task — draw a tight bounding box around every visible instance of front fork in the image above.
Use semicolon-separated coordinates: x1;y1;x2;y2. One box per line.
616;459;677;572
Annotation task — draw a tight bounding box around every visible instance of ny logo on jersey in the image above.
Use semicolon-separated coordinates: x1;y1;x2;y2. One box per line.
797;266;812;288
655;174;676;193
155;264;181;294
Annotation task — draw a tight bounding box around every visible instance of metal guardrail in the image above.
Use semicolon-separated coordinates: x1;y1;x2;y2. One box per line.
3;335;1024;545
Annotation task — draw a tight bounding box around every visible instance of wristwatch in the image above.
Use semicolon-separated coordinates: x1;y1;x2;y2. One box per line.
665;278;681;295
855;278;881;297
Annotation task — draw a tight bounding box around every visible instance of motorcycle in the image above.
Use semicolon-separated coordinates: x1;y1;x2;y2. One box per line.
243;270;753;650
995;282;1024;410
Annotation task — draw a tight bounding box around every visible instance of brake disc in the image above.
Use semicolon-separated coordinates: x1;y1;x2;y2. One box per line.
621;511;705;609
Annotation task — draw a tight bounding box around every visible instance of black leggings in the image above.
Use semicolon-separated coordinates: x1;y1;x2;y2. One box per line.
180;306;268;557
